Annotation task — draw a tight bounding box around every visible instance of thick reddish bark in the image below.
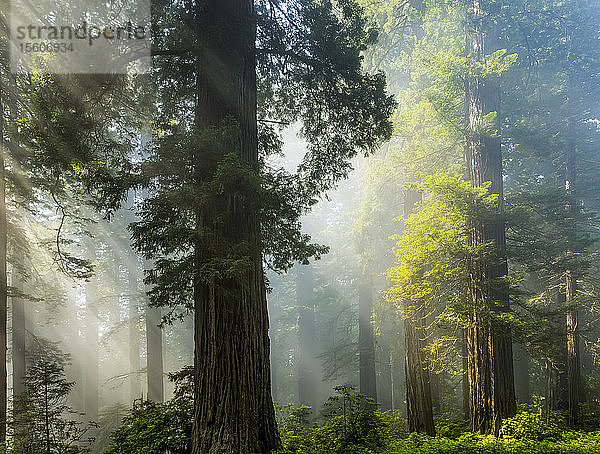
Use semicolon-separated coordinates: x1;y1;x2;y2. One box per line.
403;189;435;436
190;1;278;452
465;0;515;434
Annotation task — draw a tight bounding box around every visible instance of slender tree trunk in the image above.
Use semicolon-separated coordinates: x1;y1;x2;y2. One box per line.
359;272;377;403
67;294;84;411
84;254;99;422
390;330;405;414
403;189;435;436
297;263;317;409
378;315;393;411
12;268;25;400
565;114;582;424
268;296;278;404
465;0;515;434
191;1;278;452
45;382;50;454
128;256;141;401
462;330;470;420
404;316;435;435
145;271;164;403
513;344;530;405
430;372;441;411
0;71;7;445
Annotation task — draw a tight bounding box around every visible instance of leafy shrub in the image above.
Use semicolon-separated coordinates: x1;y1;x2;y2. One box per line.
388;431;600;454
434;412;469;439
275;385;394;454
103;399;191;454
103;367;193;454
501;410;566;441
577;405;600;432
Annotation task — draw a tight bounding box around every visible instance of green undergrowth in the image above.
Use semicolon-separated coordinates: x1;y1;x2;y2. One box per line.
274;388;600;454
101;381;600;453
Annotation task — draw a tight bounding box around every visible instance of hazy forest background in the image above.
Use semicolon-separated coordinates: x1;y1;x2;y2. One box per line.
2;0;600;453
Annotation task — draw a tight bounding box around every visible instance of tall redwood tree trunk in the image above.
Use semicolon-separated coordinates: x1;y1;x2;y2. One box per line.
359;272;377;403
191;1;278;452
465;0;515;434
0;72;7;445
128;255;141;402
297;263;317;409
12;268;25;400
84;249;99;422
565;114;582;424
513;344;530;404
403;189;435;436
145;266;164;403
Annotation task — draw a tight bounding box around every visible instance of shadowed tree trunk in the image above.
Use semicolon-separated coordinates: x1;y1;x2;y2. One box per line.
84;250;99;422
390;332;405;413
145;261;164;403
404;316;435;435
359;272;377;403
0;72;7;444
191;1;278;452
462;330;469;420
513;344;530;405
565;112;583;424
12;267;25;400
465;0;516;434
128;255;141;402
403;189;435;436
378;315;394;411
297;263;317;409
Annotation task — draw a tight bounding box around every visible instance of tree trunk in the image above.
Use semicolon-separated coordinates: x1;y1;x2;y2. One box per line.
513;344;530;405
390;335;405;413
297;263;317;409
462;330;469;420
565;114;582;424
191;1;278;452
465;0;515;434
268;296;278;404
378;315;393;411
359;272;377;403
430;371;441;411
128;256;141;402
84;254;99;422
145;260;164;403
12;268;25;400
0;72;7;445
403;189;435;436
404;316;435;435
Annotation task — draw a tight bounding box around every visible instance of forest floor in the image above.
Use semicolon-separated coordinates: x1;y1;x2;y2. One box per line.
274;405;600;454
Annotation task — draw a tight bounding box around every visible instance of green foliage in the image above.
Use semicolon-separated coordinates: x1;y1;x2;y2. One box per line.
274;406;600;454
103;370;193;454
434;413;469;440
275;385;406;454
387;431;600;454
103;400;191;454
10;339;95;454
501;410;567;442
387;173;499;323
